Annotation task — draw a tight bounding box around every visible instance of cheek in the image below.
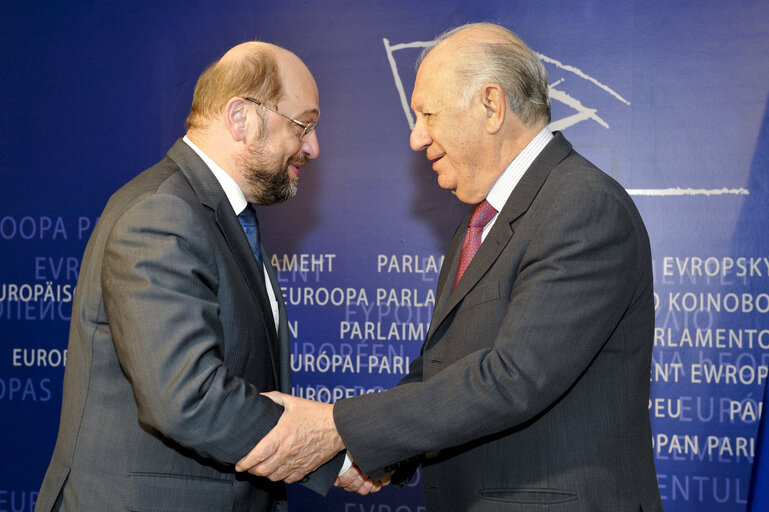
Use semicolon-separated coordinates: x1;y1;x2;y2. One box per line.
270;129;301;156
286;139;304;158
267;142;295;165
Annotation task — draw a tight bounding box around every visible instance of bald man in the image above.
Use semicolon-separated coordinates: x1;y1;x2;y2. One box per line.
35;42;347;512
238;23;662;511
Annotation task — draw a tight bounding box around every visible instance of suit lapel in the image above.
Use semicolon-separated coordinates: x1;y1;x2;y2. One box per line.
428;212;468;340
263;249;291;393
166;139;282;386
426;133;574;343
216;206;282;386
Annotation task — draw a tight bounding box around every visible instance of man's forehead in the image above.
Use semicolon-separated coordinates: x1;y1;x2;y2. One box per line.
410;56;450;109
410;79;430;110
279;94;320;119
278;69;320;116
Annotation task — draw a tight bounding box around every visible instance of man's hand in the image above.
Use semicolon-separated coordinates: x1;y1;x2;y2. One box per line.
335;464;391;495
235;391;345;482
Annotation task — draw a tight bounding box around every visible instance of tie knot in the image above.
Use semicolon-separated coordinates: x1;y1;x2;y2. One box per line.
238;205;258;227
468;200;497;228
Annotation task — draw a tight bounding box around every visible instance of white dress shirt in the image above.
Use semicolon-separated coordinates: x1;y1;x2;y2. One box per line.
482;127;554;241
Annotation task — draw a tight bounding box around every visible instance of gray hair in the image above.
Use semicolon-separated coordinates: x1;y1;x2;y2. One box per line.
419;23;550;126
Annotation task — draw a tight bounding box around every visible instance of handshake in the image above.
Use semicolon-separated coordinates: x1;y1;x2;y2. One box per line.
235;391;391;495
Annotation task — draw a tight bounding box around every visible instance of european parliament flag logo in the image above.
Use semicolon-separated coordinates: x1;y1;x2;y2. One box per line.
748;373;769;511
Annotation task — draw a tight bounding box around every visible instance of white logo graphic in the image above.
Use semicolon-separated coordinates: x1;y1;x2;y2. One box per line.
383;38;748;197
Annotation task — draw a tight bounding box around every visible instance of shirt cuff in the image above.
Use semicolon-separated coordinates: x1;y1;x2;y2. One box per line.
338;452;353;476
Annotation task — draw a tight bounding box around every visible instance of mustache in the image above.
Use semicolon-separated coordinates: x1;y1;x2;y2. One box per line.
288;153;309;167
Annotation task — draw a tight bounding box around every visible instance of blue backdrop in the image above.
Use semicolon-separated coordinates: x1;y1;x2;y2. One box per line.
2;1;768;511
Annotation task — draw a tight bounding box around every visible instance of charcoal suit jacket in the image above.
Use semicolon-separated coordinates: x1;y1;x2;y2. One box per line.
36;139;340;512
334;132;663;511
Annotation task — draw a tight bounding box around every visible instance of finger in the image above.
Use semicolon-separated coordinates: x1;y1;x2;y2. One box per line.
337;466;360;486
249;461;290;481
235;443;274;472
341;474;364;491
355;478;375;495
260;390;287;407
255;452;312;482
284;465;311;484
337;466;362;491
250;452;287;478
274;465;309;483
284;470;307;484
235;434;280;472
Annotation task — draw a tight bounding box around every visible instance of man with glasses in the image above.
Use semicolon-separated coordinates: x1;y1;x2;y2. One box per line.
35;41;367;512
243;97;318;139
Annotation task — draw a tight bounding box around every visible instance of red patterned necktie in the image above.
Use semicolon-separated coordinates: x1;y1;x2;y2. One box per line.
454;199;498;289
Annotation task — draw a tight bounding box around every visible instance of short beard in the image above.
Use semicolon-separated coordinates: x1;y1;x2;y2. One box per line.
240;135;298;206
247;163;295;206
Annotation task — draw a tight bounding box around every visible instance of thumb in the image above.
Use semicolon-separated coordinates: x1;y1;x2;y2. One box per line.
261;390;287;407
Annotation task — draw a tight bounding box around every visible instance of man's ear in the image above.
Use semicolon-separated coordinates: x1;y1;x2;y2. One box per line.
225;97;249;142
481;83;506;134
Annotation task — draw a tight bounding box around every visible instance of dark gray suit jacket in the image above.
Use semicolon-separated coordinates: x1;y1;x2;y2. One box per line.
335;133;663;511
36;140;340;512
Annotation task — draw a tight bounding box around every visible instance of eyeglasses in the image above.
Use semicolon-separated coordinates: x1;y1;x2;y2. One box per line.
243;97;318;139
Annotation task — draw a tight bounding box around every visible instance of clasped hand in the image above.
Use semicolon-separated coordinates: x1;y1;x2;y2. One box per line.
235;391;389;495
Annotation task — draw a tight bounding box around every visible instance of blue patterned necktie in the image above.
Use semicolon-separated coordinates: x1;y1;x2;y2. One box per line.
238;205;263;266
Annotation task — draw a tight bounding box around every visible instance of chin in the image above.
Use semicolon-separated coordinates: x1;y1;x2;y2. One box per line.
452;189;478;205
437;176;456;191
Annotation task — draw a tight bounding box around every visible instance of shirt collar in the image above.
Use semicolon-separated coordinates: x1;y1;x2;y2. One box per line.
485;127;554;212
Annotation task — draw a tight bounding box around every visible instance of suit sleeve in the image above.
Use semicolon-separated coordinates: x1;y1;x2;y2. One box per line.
334;175;649;478
101;193;284;464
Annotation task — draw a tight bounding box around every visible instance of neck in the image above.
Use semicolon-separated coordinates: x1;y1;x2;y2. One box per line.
186;128;243;185
497;121;544;173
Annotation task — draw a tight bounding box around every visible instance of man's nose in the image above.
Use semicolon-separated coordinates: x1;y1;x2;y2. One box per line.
410;118;431;152
301;129;320;160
